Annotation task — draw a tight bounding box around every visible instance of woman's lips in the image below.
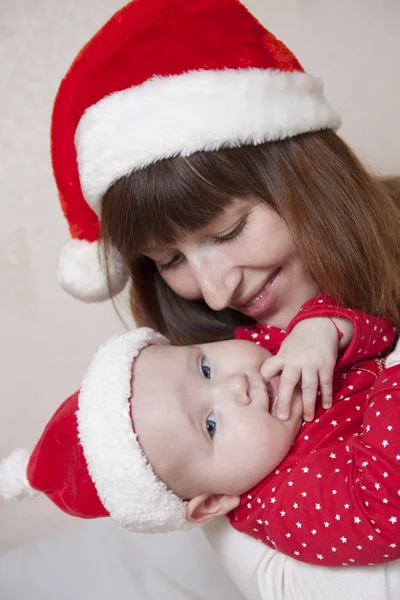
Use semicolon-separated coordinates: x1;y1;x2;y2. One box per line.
232;269;281;318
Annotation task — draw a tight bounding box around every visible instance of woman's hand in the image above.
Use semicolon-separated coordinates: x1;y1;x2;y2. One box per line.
261;317;353;422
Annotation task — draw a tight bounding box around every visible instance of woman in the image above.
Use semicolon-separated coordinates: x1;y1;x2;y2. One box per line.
51;0;400;598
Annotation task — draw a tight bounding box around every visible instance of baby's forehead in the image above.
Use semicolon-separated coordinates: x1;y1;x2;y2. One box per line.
131;343;188;399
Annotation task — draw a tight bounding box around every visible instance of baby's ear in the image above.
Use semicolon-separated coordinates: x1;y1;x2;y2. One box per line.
186;493;240;523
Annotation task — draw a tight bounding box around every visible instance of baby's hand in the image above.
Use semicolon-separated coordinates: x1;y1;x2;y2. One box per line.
261;317;353;422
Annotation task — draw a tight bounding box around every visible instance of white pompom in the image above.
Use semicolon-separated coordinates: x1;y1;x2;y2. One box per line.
0;449;38;500
57;239;129;303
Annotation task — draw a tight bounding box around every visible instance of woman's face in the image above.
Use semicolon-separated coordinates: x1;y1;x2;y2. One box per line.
145;199;320;329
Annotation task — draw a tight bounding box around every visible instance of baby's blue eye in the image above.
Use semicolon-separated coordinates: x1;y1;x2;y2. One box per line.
206;412;217;439
201;357;211;379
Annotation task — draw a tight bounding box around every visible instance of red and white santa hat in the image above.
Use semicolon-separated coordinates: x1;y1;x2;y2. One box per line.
0;328;193;533
52;0;340;302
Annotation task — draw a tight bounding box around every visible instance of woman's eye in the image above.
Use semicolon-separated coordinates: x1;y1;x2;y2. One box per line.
158;253;183;272
201;357;211;379
214;218;248;245
206;412;217;439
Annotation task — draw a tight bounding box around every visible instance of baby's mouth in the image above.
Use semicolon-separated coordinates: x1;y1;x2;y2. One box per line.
266;380;279;415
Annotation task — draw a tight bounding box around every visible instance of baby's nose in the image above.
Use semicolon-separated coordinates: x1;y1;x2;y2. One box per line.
230;374;251;405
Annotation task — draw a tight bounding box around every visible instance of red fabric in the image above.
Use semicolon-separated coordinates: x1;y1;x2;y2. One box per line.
51;0;303;242
231;294;400;566
27;392;108;519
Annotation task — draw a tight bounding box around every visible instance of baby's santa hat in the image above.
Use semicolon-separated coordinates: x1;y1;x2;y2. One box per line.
52;0;340;302
0;328;192;533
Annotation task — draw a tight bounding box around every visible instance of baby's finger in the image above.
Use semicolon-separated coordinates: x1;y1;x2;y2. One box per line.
320;383;333;409
276;364;301;420
319;369;333;409
301;368;319;422
260;357;284;382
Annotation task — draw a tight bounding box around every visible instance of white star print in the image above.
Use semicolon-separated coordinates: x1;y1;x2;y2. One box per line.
302;466;309;473
286;533;291;538
357;546;363;550
387;426;393;431
382;440;389;447
331;420;337;426
335;515;341;521
316;473;322;478
270;497;276;503
340;537;347;543
389;516;397;524
317;554;323;560
385;394;392;400
293;503;298;509
354;516;361;524
288;481;294;486
280;511;286;516
331;547;337;552
301;492;307;497
315;504;321;510
296;522;302;528
251;333;258;339
311;529;317;535
332;490;337;495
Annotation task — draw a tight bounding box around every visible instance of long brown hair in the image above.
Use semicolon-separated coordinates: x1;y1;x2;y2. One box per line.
101;130;400;344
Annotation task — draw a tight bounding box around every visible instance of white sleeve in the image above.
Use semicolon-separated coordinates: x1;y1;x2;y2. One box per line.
203;518;400;600
385;336;400;368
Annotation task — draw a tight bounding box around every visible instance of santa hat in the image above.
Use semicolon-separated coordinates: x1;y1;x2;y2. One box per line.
52;0;340;302
0;328;193;533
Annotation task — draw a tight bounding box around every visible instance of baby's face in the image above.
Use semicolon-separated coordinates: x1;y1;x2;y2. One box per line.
132;340;303;501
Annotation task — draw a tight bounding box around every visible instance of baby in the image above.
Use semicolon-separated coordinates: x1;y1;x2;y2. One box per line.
1;296;399;568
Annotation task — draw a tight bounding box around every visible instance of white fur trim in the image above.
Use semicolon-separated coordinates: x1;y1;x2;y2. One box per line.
57;238;128;303
75;67;341;213
0;448;38;500
77;328;193;533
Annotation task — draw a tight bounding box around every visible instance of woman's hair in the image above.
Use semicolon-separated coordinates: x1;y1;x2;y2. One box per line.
101;130;400;344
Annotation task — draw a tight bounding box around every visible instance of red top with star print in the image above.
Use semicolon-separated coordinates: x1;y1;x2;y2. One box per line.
230;293;399;567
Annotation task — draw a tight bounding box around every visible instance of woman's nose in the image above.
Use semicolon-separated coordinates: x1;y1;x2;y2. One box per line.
228;374;251;406
190;257;242;311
